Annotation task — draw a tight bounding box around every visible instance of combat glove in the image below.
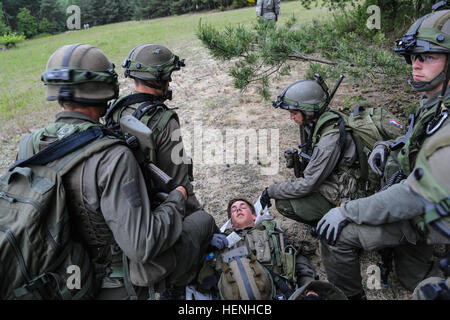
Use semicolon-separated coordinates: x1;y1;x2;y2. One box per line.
211;233;228;250
260;187;272;209
368;144;389;176
316;207;349;246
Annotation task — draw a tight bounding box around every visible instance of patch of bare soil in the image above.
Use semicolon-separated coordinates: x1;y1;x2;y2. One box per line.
0;38;419;300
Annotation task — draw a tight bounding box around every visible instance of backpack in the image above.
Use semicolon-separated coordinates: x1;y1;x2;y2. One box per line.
218;253;276;300
312;105;405;191
215;220;296;300
0;128;126;299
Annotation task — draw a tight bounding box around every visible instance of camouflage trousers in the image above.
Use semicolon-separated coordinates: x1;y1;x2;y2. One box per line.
275;192;334;226
320;220;442;298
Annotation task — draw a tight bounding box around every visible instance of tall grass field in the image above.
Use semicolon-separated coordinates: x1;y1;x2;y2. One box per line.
0;2;327;121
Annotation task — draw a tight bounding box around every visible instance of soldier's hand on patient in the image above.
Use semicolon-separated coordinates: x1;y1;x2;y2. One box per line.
211;233;229;250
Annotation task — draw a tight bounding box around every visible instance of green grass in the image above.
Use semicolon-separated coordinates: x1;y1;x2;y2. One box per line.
0;2;328;120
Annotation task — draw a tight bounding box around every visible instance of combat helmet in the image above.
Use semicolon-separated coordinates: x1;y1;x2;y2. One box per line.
272;75;330;118
408;120;450;240
121;44;185;100
395;4;450;92
41;44;119;106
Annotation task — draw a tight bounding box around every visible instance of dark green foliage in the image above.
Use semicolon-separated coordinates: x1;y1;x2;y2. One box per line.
39;0;65;33
0;3;11;35
299;0;435;36
230;0;253;10
16;8;38;38
197;13;410;99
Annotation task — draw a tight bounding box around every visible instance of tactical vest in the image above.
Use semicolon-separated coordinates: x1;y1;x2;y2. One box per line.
310;110;365;196
397;104;446;176
409;115;450;238
106;93;179;164
220;220;297;285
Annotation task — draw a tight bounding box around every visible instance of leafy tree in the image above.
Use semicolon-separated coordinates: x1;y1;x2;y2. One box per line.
0;3;11;35
104;0;121;24
38;18;52;34
39;0;65;33
16;7;38;38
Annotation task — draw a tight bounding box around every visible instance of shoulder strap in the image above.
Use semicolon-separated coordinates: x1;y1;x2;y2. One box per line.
10;128;106;172
151;108;179;138
132;100;166;121
104;93;160;127
313;111;348;165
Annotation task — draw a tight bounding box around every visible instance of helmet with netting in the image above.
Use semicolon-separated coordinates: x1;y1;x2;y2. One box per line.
395;7;450;92
122;43;185;81
42;44;119;106
272;80;329;117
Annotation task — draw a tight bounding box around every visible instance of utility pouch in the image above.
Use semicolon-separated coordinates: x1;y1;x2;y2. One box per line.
247;229;272;264
281;245;297;283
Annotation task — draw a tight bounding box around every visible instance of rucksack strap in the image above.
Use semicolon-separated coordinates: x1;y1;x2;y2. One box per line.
10;128;105;171
104;93;161;127
329;110;348;165
122;253;138;300
132;100;166;121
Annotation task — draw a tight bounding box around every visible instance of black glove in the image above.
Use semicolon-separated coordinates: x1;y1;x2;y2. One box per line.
211;233;228;250
260;187;272;209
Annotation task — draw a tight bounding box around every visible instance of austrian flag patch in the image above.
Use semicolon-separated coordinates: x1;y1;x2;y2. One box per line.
389;120;403;129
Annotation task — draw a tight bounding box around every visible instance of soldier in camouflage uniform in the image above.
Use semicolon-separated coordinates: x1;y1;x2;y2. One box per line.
105;43;202;215
259;79;361;226
256;0;280;22
198;198;318;300
36;44;216;299
316;8;450;299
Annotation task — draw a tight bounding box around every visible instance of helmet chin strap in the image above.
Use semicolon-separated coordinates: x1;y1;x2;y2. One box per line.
408;54;450;98
408;72;446;92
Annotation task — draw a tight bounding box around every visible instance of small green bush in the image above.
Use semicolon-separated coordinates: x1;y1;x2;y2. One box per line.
0;33;26;49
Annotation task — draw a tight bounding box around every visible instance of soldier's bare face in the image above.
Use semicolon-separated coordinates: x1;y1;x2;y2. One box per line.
230;201;256;230
412;53;446;84
289;110;304;125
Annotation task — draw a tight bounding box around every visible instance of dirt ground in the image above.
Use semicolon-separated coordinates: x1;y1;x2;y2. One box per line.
0;38;434;300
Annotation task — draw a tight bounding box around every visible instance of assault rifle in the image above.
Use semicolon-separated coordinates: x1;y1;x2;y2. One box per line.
119;115;174;201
